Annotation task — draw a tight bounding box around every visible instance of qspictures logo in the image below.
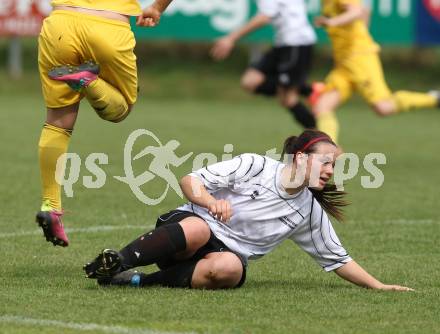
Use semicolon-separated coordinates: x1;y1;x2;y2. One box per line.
54;129;387;206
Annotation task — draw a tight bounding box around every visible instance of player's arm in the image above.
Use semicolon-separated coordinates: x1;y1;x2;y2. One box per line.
335;260;414;291
180;154;262;222
137;0;174;27
180;175;232;223
361;3;372;26
291;205;413;291
314;3;364;28
179;156;246;222
211;14;271;61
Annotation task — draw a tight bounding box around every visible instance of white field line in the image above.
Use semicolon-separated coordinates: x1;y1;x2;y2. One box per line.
0;315;194;334
0;219;437;239
0;225;153;239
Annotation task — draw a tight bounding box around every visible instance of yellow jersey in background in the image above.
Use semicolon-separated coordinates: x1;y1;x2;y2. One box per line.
322;0;379;62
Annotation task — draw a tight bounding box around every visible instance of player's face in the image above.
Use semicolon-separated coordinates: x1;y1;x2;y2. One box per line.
305;142;338;190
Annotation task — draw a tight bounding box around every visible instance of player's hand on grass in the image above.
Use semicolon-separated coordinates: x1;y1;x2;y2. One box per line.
207;199;233;223
377;284;414;292
211;37;235;61
137;6;161;27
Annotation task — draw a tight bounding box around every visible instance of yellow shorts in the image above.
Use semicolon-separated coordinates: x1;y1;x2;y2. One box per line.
38;10;138;108
324;52;392;104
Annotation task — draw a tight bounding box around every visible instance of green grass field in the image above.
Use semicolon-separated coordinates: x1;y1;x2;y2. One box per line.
0;64;439;334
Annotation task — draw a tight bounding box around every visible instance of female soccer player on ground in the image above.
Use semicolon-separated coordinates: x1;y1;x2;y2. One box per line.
211;0;321;130
312;0;440;143
36;0;175;247
84;130;412;292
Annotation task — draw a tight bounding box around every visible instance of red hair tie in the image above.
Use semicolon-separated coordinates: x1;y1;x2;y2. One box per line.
298;136;330;153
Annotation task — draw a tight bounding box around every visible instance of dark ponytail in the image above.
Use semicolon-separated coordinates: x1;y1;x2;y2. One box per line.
281;130;348;222
281;136;298;159
309;185;347;222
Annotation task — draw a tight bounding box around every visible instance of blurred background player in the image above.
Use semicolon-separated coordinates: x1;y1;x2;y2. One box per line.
211;0;321;130
313;0;440;143
36;0;175;247
83;130;412;292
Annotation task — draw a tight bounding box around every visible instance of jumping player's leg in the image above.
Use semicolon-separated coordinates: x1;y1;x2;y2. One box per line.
39;104;79;211
83;18;138;122
83;78;133;123
48;12;137;123
36;12;138;246
49;61;134;123
36;104;79;247
37;11;88;246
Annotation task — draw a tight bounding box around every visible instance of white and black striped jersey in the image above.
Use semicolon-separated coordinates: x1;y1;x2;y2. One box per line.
178;154;352;272
257;0;317;47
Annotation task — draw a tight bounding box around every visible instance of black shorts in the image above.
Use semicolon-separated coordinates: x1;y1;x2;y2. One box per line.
250;45;313;88
155;210;247;288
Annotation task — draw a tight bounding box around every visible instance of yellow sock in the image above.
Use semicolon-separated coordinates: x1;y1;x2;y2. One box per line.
38;124;72;211
393;91;437;112
316;111;340;143
84;78;130;122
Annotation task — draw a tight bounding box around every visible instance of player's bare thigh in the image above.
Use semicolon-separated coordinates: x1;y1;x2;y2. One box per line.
312;89;342;116
172;216;212;260
191;252;244;289
370;99;397;116
241;68;266;92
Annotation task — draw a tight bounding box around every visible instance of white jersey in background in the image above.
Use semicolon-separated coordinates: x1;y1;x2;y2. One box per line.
257;0;317;47
178;154;352;271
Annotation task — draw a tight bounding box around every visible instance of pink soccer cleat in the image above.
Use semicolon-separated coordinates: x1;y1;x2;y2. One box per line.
35;210;69;247
48;60;99;91
308;81;326;106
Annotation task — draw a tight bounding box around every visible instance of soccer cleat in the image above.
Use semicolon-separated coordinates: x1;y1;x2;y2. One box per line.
308;82;326;106
35;210;69;247
48;60;99;91
428;90;440;107
83;249;123;279
98;270;142;287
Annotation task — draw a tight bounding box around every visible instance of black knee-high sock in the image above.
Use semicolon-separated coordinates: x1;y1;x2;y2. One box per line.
289;102;316;128
136;260;198;288
298;84;313;97
254;77;277;96
119;224;187;269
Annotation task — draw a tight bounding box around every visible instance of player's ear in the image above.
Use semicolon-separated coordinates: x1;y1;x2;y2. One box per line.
295;152;306;166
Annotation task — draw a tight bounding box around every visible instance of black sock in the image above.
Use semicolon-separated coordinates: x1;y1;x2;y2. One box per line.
289;102;316;129
119;223;187;269
137;260;198;288
298;84;312;97
254;77;277;96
